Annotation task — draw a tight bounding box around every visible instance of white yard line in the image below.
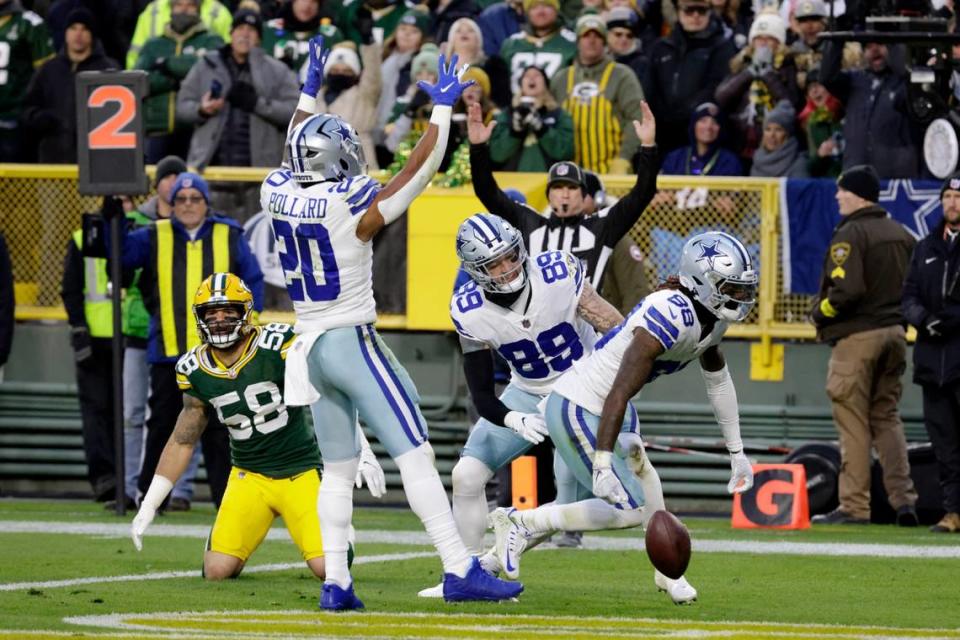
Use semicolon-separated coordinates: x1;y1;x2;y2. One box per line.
1;520;959;559
0;551;434;592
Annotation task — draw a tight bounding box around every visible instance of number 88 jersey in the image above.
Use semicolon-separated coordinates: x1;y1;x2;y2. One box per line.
450;251;598;396
261;169;383;332
175;323;321;478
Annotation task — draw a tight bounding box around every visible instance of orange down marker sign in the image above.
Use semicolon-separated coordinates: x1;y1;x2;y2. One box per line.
732;463;810;529
87;85;137;150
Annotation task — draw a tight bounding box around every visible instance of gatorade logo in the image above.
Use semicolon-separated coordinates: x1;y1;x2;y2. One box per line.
732;464;809;530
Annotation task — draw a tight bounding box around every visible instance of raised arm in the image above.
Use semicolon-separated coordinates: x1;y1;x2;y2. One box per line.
356;54;475;241
467;103;536;230
288;35;331;136
130;394;209;550
603;101;660;242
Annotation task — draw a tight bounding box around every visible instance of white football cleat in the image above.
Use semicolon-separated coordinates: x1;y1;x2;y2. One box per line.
417;582;444;598
654;570;698;605
488;507;528;580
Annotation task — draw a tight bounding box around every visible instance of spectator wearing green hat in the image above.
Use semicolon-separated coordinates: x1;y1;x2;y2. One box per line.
551;13;646;174
376;6;429;165
262;0;344;72
499;0;576;95
385;42;439;156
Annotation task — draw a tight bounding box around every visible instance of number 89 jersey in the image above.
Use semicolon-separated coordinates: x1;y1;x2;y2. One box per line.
554;289;729;416
261;169;383;332
176;323;321;478
451;251;598;396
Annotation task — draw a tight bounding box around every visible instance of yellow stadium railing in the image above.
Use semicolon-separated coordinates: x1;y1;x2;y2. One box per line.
1;165;820;370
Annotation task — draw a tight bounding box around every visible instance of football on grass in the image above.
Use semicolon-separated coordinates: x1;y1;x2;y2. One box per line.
644;510;691;579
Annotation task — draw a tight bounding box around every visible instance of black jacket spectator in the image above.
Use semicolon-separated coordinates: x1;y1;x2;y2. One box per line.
21;10;118;163
431;0;481;44
820;40;920;179
644;13;737;152
0;233;13;374
902;219;960;388
45;0;132;67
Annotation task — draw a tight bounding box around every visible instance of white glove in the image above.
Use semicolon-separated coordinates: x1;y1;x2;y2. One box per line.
130;505;156;551
355;444;386;498
727;450;754;494
504;411;549;444
592;450;629;504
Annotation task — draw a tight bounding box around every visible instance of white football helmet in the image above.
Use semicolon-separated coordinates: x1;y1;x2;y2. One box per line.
456;213;528;294
678;231;757;322
286;113;366;183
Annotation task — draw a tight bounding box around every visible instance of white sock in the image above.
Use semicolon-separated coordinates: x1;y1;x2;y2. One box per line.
452;456;494;555
517;499;645;534
318;458;358;589
636;463;665;528
395;443;472;577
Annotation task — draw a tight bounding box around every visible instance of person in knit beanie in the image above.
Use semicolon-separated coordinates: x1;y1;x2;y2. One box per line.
750;100;808;177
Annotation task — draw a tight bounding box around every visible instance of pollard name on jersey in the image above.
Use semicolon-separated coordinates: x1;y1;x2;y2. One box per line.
553;288;728;415
176;323;321;478
450;251;598;396
260;169;382;332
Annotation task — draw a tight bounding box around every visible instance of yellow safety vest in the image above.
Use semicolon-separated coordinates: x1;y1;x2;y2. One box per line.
155;219;232;357
563;62;621;174
72;230;113;339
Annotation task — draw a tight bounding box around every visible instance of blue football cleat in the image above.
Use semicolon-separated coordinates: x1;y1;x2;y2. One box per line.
320;581;365;611
442;557;524;602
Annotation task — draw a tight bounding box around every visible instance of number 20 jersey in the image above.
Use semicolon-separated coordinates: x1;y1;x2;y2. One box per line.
450;251;598;397
553;289;729;416
176;324;321;478
260;169;382;332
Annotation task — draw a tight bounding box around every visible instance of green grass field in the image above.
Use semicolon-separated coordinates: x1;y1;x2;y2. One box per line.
1;498;959;639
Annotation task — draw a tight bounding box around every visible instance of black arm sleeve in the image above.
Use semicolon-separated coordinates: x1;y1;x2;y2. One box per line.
607;145;660;243
462;348;511;427
470;142;541;236
60;239;88;329
0;234;13;366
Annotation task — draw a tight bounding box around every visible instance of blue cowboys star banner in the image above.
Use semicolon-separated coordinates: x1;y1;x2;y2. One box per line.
780;178;945;294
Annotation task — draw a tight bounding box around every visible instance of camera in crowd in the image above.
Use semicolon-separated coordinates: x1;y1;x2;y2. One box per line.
820;0;960;177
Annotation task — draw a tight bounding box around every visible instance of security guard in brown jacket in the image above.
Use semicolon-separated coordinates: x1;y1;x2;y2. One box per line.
810;164;919;526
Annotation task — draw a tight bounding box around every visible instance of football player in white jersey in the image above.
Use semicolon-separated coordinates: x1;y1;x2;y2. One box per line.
262;36;523;608
489;231;759;603
412;213;622;596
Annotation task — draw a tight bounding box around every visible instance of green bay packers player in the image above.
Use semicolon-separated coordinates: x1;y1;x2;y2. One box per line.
131;272;382;580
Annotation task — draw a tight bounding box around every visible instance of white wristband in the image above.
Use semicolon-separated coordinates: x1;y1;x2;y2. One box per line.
430;104;452;125
593;450;614;469
141;475;174;511
297;93;317;114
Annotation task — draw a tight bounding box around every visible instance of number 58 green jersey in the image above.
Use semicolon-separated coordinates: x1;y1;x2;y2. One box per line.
176;323;321;478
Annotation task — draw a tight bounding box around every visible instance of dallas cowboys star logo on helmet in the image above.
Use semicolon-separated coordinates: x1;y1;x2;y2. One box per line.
696;240;726;269
317;116;354;142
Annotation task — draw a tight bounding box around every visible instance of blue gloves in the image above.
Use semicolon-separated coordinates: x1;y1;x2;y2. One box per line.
302;34;329;97
416;54;475;107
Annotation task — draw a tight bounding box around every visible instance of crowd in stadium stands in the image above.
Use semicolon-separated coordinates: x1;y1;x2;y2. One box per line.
0;0;952;182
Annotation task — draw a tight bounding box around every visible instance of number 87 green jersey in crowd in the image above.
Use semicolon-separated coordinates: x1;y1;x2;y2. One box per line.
175;322;321;478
